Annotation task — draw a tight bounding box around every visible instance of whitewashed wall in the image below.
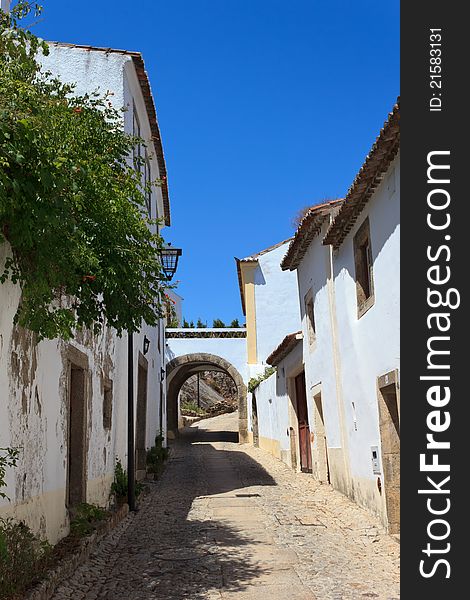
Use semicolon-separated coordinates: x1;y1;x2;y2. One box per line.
253;243;302;366
249;341;303;465
0;46;167;543
165;331;248;383
0;248;122;543
166;290;184;325
331;154;400;520
296;219;349;493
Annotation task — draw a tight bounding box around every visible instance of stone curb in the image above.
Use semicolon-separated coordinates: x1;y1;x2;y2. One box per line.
25;503;129;600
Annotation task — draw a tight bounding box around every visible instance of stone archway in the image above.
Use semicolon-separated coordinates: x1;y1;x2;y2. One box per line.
166;353;248;443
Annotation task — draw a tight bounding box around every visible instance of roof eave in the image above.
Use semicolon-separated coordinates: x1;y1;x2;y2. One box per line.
281;200;343;271
323;100;400;249
266;331;303;366
131;55;171;226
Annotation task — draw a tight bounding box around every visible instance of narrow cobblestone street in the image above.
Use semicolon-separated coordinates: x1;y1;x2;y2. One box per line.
51;413;399;600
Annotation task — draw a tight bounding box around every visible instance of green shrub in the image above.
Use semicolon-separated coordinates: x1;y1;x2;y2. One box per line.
0;447;19;500
180;400;206;416
110;459;143;502
146;435;169;475
1;3;169;341
0;518;51;598
69;502;109;537
248;366;276;393
212;318;226;328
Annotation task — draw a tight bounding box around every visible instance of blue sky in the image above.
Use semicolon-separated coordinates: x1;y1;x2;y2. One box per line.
33;0;399;326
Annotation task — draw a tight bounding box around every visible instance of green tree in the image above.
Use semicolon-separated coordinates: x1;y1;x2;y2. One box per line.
196;318;207;328
230;319;240;328
212;318;226;328
0;3;167;340
182;318;190;328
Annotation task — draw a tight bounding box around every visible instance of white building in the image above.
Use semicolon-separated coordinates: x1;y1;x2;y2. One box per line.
320;102;400;533
165;288;184;326
249;102;400;533
0;44;171;543
249;200;342;470
235;239;302;452
235;240;301;377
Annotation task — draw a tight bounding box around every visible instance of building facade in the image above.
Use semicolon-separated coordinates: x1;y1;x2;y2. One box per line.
245;102;400;533
235;239;302;378
235;239;302;451
0;44;171;543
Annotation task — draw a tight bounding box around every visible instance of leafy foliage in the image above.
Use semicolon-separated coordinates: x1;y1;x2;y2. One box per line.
180;400;206;416
0;517;51;598
146;434;169;475
248;366;276;393
0;3;167;340
0;446;19;500
69;502;109;537
196;318;207;328
212;318;226;328
164;294;179;327
230;318;240;328
110;459;143;502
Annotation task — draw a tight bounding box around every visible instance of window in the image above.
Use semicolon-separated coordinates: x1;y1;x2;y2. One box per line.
353;217;375;317
304;290;316;349
144;149;152;217
134;105;152;217
132;106;141;166
103;380;113;430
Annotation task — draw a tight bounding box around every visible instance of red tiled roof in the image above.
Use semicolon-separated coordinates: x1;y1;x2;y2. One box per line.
266;331;303;366
323;99;400;249
49;43;171;226
281;200;343;271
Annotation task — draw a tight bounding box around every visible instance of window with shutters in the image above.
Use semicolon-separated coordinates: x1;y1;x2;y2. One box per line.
304;289;316;351
103;379;113;430
353;217;375;318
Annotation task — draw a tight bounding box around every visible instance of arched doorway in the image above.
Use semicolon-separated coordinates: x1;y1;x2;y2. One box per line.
166;353;248;443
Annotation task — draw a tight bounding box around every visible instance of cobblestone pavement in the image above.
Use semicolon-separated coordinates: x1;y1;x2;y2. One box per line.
51;412;399;600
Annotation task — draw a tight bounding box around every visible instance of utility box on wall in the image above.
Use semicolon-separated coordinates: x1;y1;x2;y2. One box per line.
371;446;381;474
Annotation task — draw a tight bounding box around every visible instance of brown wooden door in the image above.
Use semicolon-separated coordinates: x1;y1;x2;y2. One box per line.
68;365;87;507
295;372;312;473
136;363;148;474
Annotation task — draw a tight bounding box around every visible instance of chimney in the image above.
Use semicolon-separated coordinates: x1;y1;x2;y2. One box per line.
1;1;11;13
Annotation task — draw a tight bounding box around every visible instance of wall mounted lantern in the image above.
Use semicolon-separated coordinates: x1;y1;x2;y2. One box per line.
143;335;150;355
159;243;182;281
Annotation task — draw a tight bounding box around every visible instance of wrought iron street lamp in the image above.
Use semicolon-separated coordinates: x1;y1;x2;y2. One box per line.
159;244;182;281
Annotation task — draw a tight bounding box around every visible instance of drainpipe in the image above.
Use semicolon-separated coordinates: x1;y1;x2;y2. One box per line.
127;331;136;511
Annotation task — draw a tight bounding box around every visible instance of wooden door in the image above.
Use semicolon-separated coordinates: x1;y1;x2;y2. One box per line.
136;363;148;474
68;365;87;507
378;380;400;534
295;372;312;473
313;392;330;482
